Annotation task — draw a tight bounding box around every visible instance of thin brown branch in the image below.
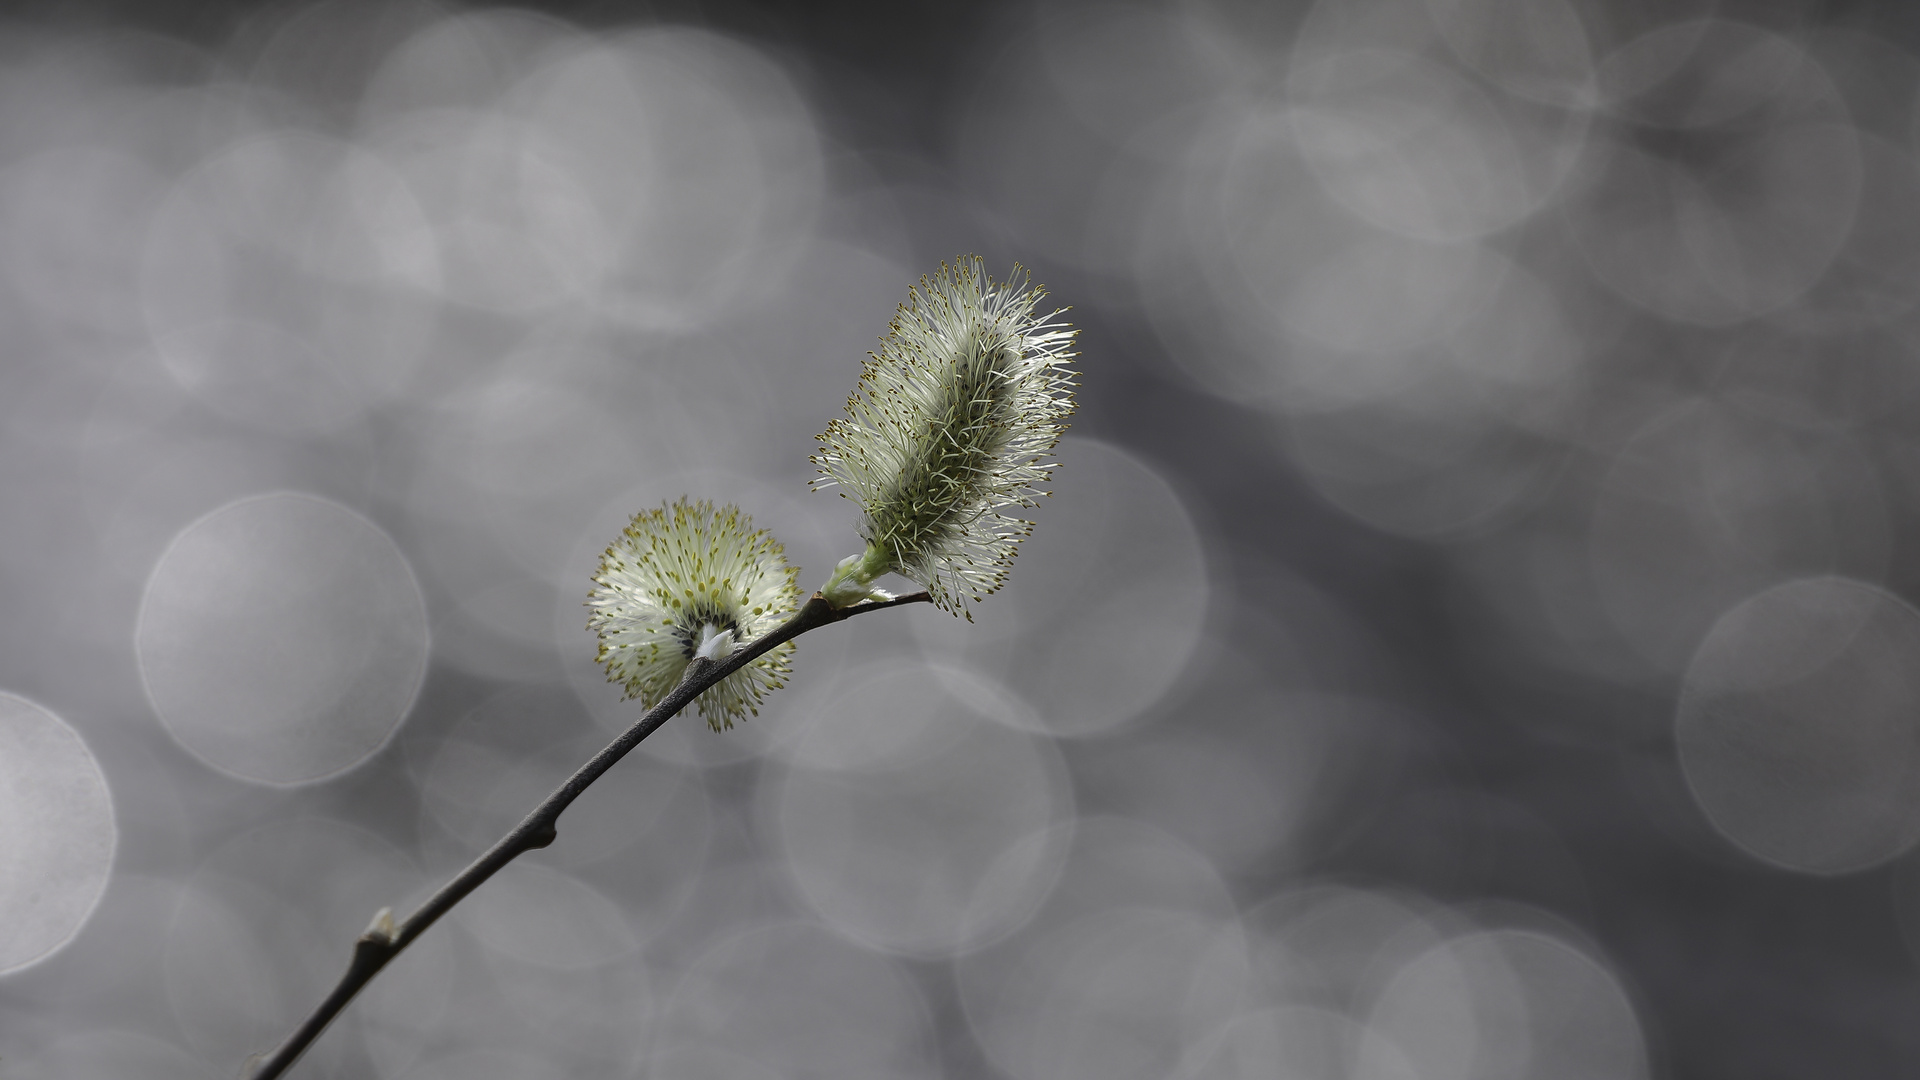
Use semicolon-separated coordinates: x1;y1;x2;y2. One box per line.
244;590;932;1080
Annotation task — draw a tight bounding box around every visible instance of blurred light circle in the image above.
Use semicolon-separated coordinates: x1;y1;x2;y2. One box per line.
18;1029;202;1080
642;1045;787;1080
413;370;643;567
1491;930;1647;1080
239;0;444;126
1770;131;1920;334
1287;0;1461;73
388;904;651;1072
1242;882;1449;1015
1569;124;1863;326
778;660;1023;772
136;492;429;785
694;236;917;453
68;363;382;649
164;816;454;1076
1281;378;1572;540
1677;577;1920;875
966;904;1251;1080
654;920;933;1077
364;108;608;315
1287;47;1583;241
371;26;822;329
1595;19;1827;130
510;27;823;328
1014;814;1238;926
359;8;578;120
1573;22;1861;325
1277;250;1581;538
638;858;790;976
1360;927;1648;1080
1155;92;1538;416
1588;403;1890;675
399;1048;554;1080
466;375;649;510
1037;0;1223;145
1178;0;1334;77
1281;234;1504;374
1450;499;1668;687
958;817;1244;1080
398;339;694;681
1709;323;1920;429
474;945;655;1069
1890;848;1920;970
416;684;712;880
0;693;115;975
1074;689;1415;882
10;871;189;1032
908;437;1209;738
1422;0;1597;108
456;860;641;970
1340;788;1596;926
1177;1005;1415;1080
1802;28;1920;142
0;144;165;339
1175;103;1353;406
1075;730;1302;879
140;130;441;432
769;661;1074;957
952;1;1222;269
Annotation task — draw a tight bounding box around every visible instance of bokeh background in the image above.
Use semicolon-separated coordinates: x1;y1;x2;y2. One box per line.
5;0;1920;1075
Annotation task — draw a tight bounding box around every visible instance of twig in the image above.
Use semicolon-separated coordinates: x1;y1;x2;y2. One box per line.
244;590;933;1080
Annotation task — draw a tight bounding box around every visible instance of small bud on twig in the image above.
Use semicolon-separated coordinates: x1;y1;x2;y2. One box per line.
361;907;395;947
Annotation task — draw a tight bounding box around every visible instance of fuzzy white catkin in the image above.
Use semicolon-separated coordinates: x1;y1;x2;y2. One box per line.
814;257;1079;617
587;498;800;730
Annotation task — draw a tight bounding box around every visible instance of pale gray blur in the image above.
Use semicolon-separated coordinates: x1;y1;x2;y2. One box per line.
3;0;1918;1077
